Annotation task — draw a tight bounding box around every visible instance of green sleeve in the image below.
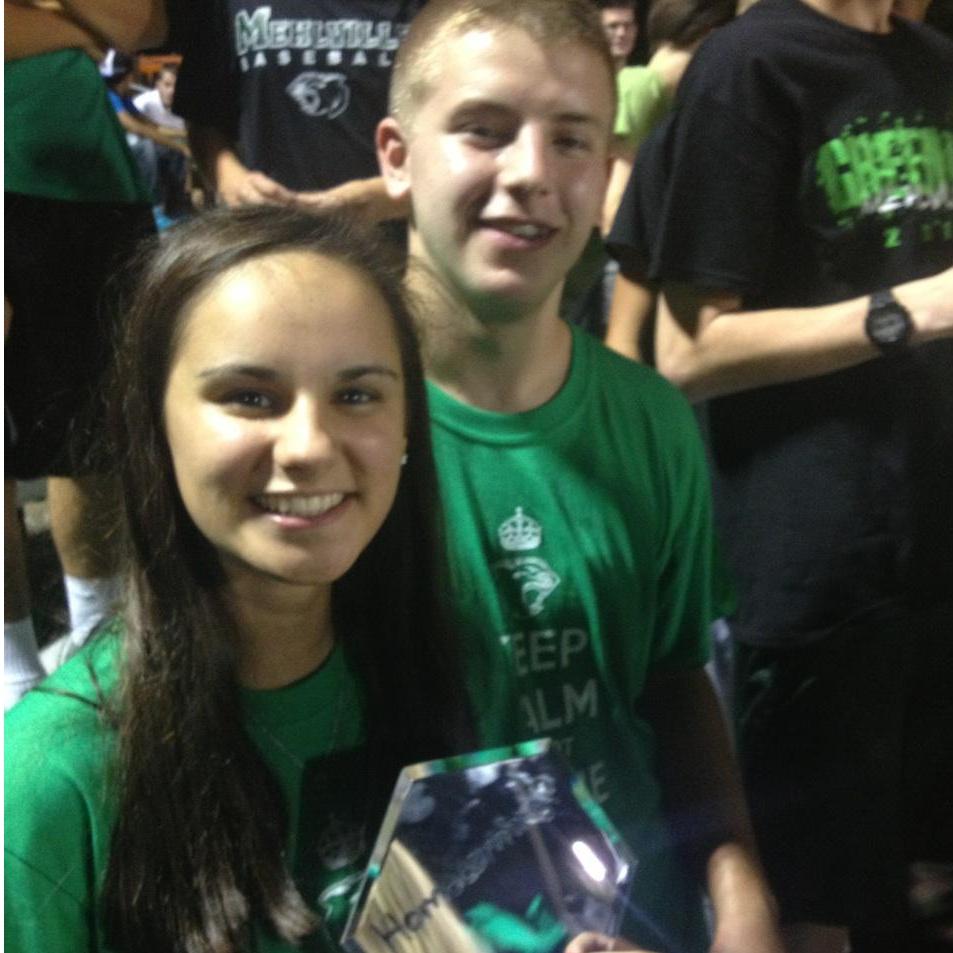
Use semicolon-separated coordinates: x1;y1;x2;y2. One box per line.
613;68;670;153
4;676;116;953
4;849;95;953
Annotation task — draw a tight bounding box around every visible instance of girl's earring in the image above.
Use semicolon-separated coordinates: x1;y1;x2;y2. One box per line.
400;453;409;467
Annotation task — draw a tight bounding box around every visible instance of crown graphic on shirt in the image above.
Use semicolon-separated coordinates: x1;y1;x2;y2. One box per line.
498;507;542;552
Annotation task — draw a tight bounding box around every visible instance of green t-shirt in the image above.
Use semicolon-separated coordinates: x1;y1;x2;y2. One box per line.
429;327;715;952
4;629;374;953
5;50;151;203
614;66;671;153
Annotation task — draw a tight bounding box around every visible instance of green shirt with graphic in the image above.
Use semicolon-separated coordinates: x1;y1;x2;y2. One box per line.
430;326;716;953
4;627;371;953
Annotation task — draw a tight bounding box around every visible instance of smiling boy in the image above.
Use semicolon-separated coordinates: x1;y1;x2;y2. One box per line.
377;2;780;951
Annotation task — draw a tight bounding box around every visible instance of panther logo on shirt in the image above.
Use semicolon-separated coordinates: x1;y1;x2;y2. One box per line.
495;557;561;617
286;72;350;118
493;507;561;616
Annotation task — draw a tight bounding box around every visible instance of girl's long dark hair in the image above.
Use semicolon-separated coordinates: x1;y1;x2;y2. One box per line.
100;206;472;953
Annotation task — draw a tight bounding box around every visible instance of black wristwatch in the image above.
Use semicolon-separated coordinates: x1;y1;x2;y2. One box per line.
865;288;913;353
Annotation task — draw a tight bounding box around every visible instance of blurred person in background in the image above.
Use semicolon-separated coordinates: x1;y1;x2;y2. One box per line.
101;49;193;226
174;0;425;225
4;0;164;706
133;61;184;130
608;0;953;947
603;0;736;363
601;0;639;67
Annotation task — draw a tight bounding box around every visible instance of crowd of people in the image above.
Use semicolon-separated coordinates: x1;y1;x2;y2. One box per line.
5;1;952;953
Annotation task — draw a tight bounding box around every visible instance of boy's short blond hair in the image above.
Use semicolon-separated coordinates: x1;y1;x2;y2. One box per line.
390;0;616;129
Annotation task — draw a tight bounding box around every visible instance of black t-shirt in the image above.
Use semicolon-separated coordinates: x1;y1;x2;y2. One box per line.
609;0;953;645
175;0;424;192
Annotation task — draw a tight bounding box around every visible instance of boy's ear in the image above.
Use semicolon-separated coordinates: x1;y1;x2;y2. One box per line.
377;117;412;202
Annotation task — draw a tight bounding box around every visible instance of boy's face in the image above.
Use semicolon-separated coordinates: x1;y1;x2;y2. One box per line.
379;26;614;318
601;7;637;62
157;70;177;108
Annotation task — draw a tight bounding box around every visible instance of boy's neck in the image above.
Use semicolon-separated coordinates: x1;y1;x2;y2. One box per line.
409;271;573;414
800;0;894;32
647;44;694;97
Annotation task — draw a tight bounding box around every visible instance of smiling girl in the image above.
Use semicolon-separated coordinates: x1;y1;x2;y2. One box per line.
5;207;472;953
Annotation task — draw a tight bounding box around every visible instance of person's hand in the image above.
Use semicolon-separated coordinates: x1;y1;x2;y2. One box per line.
217;166;296;208
294;176;409;224
168;138;191;159
564;931;655;953
291;187;337;217
710;910;784;953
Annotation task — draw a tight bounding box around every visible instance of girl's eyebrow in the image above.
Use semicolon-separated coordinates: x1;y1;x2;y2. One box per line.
197;363;278;381
337;365;401;381
195;364;401;381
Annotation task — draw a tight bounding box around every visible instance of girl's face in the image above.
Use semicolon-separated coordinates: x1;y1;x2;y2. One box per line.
163;251;407;590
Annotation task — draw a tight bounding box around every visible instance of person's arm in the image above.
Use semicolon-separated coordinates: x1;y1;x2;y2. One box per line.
132;94;189;139
186;120;296;207
604;268;657;363
601;150;634;238
4;2;102;61
656;264;953;401
5;703;103;953
639;667;782;953
116;108;190;155
294;176;411;224
50;0;167;52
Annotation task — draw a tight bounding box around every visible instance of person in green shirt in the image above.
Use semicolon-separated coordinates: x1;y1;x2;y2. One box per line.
4;3;163;709
376;2;780;951
4;206;472;953
601;0;736;362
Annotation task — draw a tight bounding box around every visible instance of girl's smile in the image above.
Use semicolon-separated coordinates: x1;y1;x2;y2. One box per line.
163;249;407;591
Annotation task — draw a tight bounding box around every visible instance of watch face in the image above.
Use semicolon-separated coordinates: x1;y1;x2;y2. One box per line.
869;305;911;345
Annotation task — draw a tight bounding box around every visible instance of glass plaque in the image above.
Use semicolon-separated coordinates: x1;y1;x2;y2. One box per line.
342;739;635;953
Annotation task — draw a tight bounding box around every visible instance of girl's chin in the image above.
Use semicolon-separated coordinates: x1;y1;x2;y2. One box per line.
219;554;352;591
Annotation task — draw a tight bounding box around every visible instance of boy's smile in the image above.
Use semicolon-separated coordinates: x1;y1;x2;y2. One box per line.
380;26;614;320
